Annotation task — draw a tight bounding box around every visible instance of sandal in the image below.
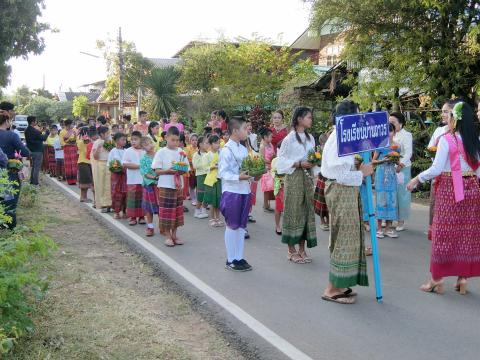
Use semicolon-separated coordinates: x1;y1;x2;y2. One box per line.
128;219;137;226
321;293;356;304
420;280;444;294
298;251;312;263
209;219;217;227
138;217;147;225
173;237;184;245
263;207;274;213
214;219;225;227
454;277;467;295
365;247;373;256
275;228;282;235
287;251;306;264
344;288;357;297
164;238;175;247
113;213;121;219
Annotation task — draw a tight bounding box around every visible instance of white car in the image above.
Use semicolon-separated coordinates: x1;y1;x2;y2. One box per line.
13;115;28;131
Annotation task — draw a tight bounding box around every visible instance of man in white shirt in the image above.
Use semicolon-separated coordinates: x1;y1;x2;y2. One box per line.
320;100;373;305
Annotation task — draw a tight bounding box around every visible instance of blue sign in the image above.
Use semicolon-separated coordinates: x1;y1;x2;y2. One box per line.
336;111;390;157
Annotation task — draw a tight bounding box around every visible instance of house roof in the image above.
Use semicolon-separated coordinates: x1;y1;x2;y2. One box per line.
172;40;210;58
79;80;106;88
57;91;101;102
290;23;345;50
148;58;180;68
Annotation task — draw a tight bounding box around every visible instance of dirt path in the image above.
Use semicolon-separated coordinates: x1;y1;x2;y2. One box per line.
9;184;244;360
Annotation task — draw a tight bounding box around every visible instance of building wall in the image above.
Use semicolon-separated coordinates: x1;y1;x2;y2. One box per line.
317;32;345;67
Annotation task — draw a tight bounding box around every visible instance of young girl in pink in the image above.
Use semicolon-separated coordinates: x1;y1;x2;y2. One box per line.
259;128;275;212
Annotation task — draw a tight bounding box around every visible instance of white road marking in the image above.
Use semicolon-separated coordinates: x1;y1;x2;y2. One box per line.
49;177;313;360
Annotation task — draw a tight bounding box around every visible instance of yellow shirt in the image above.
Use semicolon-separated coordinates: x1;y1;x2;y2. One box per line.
192;151;210;176
220;139;225;148
76;139;90;164
60;129;76;146
45;135;58;146
204;152;219;186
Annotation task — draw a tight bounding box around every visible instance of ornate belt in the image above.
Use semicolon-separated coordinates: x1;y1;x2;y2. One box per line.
442;171;476;177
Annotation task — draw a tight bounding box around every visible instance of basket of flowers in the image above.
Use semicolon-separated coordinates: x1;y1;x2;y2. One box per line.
108;159;123;173
103;140;116;151
241;154;266;177
425;146;437;159
307;146;322;166
7;159;23;172
171;151;189;173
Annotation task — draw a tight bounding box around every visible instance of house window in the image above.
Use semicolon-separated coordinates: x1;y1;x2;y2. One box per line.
327;55;338;66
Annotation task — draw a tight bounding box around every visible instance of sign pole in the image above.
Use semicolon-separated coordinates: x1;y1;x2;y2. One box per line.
361;151;383;303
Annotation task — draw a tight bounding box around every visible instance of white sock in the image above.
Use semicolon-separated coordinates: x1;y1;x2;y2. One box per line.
225;227;237;263
235;228;245;261
189;188;197;202
147;223;154;229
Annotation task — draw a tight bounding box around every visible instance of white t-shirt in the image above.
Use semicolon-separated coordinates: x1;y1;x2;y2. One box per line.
53;137;64;159
108;148;125;164
151;147;187;189
122;147;145;185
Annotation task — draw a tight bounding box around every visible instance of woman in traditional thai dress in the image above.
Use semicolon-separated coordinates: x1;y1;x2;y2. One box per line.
276;107;317;264
390;112;413;231
320;100;374;304
407;102;480;295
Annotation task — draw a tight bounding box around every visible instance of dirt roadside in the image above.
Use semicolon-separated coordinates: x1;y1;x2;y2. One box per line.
8;184;246;360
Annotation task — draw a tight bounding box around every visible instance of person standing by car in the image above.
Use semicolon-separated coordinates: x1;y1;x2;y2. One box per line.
25;116;49;186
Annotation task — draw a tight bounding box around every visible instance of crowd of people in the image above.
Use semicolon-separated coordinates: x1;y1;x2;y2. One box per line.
2;99;480;305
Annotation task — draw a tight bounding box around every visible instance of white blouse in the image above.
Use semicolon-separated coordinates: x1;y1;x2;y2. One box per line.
393;128;413;167
218;139;251;194
276;131;315;175
418;134;480;183
320;128;363;187
427;126;448;148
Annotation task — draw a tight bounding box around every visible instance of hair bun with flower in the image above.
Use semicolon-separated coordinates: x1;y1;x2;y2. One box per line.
452;102;464;122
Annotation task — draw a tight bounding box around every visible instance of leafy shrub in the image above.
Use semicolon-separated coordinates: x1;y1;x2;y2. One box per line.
0;171;56;354
19;183;39;208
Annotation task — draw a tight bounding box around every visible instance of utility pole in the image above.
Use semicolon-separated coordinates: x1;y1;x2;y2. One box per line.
118;27;125;119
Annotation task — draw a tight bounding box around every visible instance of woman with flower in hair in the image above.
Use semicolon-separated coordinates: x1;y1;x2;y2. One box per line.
408;102;480;295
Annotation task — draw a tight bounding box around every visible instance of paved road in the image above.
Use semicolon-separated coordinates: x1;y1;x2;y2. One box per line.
51;179;480;360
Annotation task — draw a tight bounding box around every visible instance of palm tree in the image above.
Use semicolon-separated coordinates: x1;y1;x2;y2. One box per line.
144;66;180;118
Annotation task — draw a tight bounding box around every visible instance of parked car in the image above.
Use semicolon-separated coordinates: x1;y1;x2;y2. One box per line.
13;115;28;131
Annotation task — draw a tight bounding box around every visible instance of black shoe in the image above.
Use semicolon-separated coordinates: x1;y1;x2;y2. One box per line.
244;230;250;239
238;259;252;271
225;260;246;272
248;215;256;223
183;206;189;213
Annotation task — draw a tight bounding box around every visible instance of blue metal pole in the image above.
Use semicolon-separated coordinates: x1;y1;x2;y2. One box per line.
361;151;383;303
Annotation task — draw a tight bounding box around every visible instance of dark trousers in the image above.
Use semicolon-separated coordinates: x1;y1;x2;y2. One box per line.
30;151;43;185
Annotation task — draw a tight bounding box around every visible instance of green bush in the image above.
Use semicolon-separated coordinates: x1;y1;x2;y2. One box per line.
18;183;39;209
0;171;56;354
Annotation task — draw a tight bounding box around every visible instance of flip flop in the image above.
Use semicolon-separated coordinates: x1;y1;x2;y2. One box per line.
164;238;175;247
344;288;357;297
321;293;356;304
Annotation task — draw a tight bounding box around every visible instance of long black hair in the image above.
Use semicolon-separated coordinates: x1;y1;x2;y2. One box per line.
148;121;159;142
291;106;312;144
333;100;359;123
197;135;206;155
455;102;480;163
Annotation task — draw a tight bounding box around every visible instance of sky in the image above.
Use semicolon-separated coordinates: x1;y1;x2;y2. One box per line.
4;0;312;94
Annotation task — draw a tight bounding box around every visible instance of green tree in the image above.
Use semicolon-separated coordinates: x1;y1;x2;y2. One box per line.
0;0;50;86
72;95;89;118
23;96;55;123
46;101;73;121
178;38;316;109
308;0;480;105
97;38;153;100
144;67;180;118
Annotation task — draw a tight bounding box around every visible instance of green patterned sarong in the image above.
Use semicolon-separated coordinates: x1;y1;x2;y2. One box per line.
281;169;317;248
325;181;368;288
